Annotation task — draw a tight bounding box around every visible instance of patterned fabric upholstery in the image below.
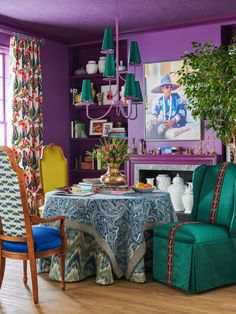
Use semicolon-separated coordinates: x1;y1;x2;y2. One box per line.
0;151;26;237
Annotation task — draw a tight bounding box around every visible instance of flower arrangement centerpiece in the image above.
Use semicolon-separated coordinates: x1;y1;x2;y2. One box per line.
89;137;129;186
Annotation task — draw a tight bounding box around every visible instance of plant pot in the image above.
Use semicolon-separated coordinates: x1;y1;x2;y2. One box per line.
100;163;127;186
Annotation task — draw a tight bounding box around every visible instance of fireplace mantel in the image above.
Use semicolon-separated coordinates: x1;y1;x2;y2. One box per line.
127;154;220;185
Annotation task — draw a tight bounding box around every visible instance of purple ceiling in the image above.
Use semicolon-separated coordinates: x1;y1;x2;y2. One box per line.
1;0;236;44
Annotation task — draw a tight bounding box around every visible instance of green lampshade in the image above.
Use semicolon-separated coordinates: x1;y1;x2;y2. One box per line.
101;28;114;54
103;54;116;78
129;41;141;65
132;81;143;103
81;79;93;102
124;73;136;99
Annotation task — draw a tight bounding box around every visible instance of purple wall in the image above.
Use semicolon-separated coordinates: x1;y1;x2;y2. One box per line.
127;23;224;155
41;41;69;159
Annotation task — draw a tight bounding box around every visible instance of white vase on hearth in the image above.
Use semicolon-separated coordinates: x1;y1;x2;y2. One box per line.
167;174;186;212
182;182;193;214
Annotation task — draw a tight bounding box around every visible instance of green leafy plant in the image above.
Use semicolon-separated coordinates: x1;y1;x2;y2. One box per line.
177;40;236;162
87;137;129;165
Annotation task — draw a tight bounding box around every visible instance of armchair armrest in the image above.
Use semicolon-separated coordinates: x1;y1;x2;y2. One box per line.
30;215;65;225
30;215;67;251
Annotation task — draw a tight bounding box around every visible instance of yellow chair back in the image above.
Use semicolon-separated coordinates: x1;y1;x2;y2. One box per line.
40;144;68;199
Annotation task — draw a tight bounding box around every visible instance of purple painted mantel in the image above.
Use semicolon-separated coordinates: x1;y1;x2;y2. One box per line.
127;154;219;186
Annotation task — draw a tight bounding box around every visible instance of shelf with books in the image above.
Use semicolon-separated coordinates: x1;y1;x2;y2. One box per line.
69;40;128;185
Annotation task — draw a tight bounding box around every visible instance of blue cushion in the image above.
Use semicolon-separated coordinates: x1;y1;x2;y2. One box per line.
3;226;62;253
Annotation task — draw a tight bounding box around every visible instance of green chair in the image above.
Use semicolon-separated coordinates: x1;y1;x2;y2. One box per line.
153;162;236;293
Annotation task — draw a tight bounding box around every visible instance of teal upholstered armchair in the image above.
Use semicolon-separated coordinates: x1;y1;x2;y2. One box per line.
153;162;236;293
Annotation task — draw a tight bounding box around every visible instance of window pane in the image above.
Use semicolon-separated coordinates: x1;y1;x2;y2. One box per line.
0;54;3;77
0;100;3;122
0;124;5;145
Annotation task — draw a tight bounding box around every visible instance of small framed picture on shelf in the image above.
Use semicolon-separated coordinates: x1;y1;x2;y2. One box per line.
101;85;117;105
102;122;113;137
89;119;107;136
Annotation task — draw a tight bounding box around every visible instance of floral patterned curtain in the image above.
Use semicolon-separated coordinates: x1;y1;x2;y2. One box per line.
9;36;43;214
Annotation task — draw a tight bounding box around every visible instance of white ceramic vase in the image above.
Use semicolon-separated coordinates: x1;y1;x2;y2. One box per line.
182;182;193;214
86;60;98;74
156;174;171;192
98;56;106;73
146;178;155;186
167;174;186;212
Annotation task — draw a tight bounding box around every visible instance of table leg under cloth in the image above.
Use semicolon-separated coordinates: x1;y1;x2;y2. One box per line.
37;227;147;285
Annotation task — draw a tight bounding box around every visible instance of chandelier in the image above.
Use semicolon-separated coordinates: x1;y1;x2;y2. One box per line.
81;0;142;120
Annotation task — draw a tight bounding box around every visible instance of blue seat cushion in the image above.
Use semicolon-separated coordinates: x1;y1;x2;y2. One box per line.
3;226;62;253
154;222;229;244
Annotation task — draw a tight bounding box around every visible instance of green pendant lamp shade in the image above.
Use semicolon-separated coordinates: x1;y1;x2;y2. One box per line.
129;41;141;65
132;81;143;103
103;54;116;78
81;79;93;102
124;73;137;100
101;28;114;54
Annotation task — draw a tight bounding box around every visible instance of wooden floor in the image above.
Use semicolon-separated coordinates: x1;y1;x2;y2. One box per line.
0;260;236;314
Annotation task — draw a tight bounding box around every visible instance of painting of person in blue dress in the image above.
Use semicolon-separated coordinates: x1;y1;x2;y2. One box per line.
146;74;186;139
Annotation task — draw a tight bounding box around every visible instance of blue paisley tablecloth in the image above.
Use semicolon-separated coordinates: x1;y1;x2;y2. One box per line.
38;191;177;284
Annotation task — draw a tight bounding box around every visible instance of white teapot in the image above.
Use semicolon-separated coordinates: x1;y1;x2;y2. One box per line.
167;174;186;212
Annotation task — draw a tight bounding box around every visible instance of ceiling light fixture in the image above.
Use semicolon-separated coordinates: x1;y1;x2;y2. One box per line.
81;0;142;120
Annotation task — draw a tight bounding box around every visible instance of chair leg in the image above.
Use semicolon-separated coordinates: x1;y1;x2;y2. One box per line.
59;253;66;290
23;260;27;284
0;255;6;288
29;257;39;304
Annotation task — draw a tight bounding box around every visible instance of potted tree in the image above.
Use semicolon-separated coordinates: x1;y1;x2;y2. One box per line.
177;40;236;162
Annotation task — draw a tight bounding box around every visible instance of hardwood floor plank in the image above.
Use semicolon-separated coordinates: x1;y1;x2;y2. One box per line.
0;260;236;313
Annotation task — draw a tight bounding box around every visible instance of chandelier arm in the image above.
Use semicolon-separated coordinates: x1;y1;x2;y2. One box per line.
120;102;138;120
119;73;126;82
85;102;114;120
118;100;136;119
127;104;138;120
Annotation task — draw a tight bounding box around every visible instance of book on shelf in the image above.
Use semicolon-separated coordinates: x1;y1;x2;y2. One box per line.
108;127;127;138
71;121;87;138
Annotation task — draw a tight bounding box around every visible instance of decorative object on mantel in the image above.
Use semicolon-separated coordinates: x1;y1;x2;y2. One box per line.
80;0;143;120
182;182;193;214
87;137;129;185
131;138;137;155
167;174;186;212
177;40;236;162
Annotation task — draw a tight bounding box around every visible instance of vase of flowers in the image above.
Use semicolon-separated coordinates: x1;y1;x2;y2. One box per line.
88;138;129;186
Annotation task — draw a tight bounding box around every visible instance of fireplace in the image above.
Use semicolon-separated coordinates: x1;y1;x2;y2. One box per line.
127;154;219;186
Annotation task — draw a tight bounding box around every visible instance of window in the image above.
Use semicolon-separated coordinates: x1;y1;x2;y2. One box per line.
0;50;10;146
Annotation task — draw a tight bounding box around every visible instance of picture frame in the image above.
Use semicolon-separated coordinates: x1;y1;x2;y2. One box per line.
101;85;117;105
102;122;113;137
89;119;107;136
144;60;201;141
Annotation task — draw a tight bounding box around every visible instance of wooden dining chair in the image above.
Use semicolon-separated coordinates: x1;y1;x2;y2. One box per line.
0;146;67;304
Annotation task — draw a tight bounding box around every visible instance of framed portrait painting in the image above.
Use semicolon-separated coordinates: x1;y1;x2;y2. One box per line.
144;60;201;141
